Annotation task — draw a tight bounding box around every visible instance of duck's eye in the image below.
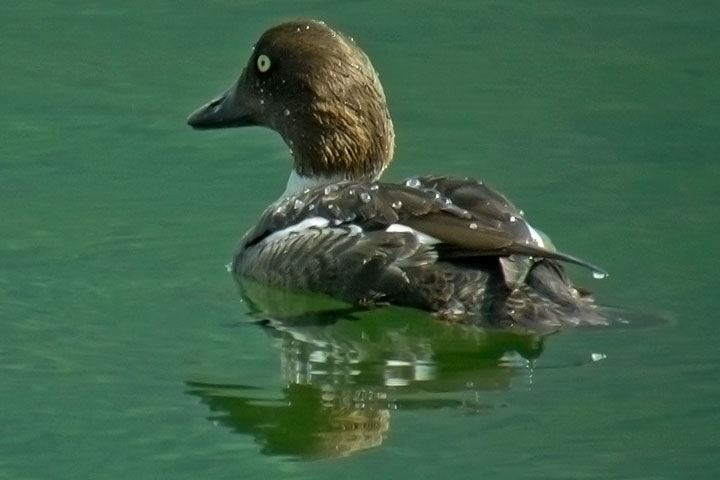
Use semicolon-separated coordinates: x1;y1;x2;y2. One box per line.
256;54;271;73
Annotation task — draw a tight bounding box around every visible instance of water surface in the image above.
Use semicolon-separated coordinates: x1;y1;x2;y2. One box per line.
2;1;719;478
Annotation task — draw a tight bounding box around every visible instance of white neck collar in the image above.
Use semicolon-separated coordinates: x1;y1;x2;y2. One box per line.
282;170;348;198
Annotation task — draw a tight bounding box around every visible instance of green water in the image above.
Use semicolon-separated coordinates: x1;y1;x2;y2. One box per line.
2;1;719;478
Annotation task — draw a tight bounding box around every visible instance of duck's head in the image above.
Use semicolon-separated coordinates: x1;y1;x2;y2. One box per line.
188;20;395;194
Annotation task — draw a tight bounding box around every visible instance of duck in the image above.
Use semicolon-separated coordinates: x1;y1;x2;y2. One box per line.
187;19;609;332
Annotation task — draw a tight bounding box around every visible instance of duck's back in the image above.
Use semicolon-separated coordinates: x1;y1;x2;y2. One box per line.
233;176;605;330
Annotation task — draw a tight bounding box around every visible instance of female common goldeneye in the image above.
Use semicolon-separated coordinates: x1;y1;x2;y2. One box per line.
187;20;609;331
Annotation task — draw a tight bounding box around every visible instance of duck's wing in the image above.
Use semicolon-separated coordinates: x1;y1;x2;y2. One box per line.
240;177;605;288
408;175;607;286
403;176;606;286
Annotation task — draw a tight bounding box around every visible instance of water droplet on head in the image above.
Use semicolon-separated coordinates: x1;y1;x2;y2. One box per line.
359;192;371;203
469;222;478;230
293;199;304;210
259;99;264;105
392;200;403;209
592;271;607;280
324;184;339;195
509;215;517;223
370;184;379;191
283;108;291;116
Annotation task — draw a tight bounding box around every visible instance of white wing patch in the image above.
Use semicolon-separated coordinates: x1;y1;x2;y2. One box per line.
386;223;442;245
527;224;547;248
259;216;364;246
261;216;330;244
388;220;547;249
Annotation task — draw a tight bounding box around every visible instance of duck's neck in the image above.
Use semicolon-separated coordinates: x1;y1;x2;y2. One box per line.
278;89;395;195
282;167;386;198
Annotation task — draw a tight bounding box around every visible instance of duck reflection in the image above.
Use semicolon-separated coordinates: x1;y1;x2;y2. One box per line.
186;282;547;459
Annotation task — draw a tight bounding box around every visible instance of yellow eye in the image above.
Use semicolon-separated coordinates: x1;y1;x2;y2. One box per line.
257;54;271;73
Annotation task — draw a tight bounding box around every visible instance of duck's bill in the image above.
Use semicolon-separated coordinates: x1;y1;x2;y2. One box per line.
187;82;255;129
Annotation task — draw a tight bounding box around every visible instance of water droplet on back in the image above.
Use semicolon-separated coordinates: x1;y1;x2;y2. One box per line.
469;222;478;230
404;177;421;188
327;203;341;217
592;271;607;280
392;200;403;209
359;192;371;203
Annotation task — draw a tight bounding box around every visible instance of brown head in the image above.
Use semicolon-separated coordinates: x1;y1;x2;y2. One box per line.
187;20;395;186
